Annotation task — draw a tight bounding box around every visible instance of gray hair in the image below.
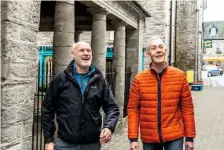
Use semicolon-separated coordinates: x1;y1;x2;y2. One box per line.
71;41;91;52
71;43;77;52
146;36;165;50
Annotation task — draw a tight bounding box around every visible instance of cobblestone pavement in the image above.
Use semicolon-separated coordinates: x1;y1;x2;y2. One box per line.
101;87;224;150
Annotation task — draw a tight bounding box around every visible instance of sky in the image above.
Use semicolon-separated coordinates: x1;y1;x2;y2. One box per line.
204;0;224;21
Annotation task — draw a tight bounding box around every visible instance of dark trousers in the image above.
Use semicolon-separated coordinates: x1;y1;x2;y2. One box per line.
143;138;184;150
54;138;101;150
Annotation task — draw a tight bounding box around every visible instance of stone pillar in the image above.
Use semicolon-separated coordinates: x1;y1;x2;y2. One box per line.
75;31;83;42
53;1;75;75
89;8;107;76
112;20;126;117
1;1;41;149
126;20;144;83
124;20;144;118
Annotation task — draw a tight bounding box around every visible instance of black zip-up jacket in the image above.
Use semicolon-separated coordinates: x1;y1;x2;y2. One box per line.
42;61;120;144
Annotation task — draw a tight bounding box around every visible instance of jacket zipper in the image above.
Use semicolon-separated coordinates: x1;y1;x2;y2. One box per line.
78;75;101;125
65;71;101;127
157;77;163;143
153;70;165;143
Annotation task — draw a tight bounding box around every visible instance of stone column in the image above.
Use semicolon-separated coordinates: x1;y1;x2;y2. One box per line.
75;31;83;42
112;20;126;118
124;19;144;118
53;1;75;75
89;8;107;76
126;19;144;82
1;1;41;149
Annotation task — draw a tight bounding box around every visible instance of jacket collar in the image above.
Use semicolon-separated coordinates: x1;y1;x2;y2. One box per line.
149;62;168;74
64;60;103;78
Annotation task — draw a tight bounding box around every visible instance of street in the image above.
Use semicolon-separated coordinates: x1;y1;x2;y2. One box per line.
202;71;224;87
101;87;224;150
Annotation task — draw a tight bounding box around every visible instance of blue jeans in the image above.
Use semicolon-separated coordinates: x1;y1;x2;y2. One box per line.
54;138;101;150
143;138;184;150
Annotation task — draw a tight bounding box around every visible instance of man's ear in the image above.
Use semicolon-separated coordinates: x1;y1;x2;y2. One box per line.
164;48;168;54
145;50;150;57
71;50;75;57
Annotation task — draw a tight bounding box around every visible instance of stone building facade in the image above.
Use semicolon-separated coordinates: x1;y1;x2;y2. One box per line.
77;0;206;81
139;0;206;82
1;0;206;149
1;1;150;149
203;21;224;67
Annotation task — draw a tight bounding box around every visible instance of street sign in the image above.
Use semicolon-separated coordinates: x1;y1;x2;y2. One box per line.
203;40;212;48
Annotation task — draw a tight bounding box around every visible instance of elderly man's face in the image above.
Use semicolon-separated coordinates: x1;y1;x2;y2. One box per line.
148;39;167;64
72;42;92;68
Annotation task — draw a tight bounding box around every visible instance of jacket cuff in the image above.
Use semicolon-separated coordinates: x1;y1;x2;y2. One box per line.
103;125;114;133
130;138;138;143
185;137;194;142
45;137;54;144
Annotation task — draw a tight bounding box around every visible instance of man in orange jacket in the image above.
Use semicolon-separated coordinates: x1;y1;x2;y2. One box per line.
128;36;196;150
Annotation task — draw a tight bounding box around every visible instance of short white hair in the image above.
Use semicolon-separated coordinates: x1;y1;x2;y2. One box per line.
71;43;77;52
71;41;90;52
146;36;165;50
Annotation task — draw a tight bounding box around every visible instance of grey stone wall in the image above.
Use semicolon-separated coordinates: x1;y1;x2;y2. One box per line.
175;0;204;81
1;1;41;149
138;0;170;70
175;1;197;73
37;32;53;46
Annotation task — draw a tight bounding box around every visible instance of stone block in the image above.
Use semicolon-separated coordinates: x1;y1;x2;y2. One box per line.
10;61;37;79
2;83;35;108
1;22;21;41
37;32;53;45
2;41;38;61
22;119;33;138
1;104;33;127
1;123;23;143
1;21;38;42
2;143;22;150
20;27;38;42
2;59;37;80
4;1;41;25
21;137;32;150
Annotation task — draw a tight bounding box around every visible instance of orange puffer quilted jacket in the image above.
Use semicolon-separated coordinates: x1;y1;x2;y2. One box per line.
128;66;196;143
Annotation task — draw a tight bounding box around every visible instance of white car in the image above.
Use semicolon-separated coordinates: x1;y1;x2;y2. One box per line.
203;65;223;77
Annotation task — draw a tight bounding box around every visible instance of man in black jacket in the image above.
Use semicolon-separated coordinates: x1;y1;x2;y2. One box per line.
42;41;120;150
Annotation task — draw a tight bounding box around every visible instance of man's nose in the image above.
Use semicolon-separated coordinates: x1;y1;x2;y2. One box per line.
156;48;162;53
83;50;88;55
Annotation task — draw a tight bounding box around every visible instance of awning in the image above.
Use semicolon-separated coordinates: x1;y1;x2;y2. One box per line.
204;57;224;62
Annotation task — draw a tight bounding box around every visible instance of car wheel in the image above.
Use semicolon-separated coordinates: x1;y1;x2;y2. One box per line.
220;71;223;75
208;72;212;77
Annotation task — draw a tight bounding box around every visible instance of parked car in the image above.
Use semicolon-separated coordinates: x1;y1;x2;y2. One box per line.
203;65;223;77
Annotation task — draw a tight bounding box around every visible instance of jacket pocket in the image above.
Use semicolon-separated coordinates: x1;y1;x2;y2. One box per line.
58;114;80;139
84;107;102;133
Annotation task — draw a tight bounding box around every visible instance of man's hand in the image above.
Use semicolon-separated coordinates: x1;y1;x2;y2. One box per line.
185;141;194;150
100;128;112;144
130;142;139;150
45;142;54;150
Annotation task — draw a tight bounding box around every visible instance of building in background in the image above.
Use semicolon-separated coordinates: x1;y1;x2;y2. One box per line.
203;21;224;67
